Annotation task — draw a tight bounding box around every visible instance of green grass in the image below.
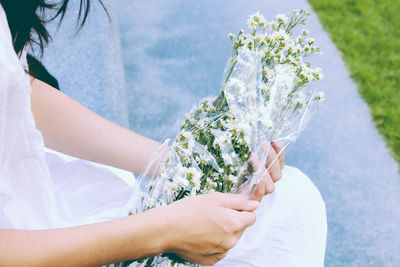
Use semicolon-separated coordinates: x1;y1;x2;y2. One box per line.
309;0;400;162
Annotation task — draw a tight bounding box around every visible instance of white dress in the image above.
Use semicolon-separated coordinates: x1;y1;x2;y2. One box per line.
0;5;327;267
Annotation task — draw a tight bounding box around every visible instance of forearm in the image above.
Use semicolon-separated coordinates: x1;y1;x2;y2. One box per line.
30;77;163;174
0;209;171;266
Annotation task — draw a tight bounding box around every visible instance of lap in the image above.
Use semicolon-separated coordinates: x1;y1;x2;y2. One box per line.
44;148;138;226
44;150;327;266
216;166;327;267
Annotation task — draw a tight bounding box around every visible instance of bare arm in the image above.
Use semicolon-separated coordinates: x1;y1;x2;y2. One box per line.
30;77;283;195
0;208;169;266
0;193;258;266
30;77;162;174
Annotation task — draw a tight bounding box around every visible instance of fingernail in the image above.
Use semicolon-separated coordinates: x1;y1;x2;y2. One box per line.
248;200;260;210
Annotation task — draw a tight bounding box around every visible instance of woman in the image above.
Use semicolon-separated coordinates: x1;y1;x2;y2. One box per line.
0;0;327;266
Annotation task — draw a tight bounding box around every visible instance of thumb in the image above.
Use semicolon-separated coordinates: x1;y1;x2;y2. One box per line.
217;193;259;211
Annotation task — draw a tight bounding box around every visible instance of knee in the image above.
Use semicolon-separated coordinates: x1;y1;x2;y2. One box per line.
279;166;326;214
278;166;328;245
241;166;327;266
263;166;327;234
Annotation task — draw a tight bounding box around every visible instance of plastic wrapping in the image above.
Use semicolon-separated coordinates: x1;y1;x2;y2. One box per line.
117;10;324;267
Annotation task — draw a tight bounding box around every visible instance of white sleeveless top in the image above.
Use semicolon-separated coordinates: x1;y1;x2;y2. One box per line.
0;5;137;230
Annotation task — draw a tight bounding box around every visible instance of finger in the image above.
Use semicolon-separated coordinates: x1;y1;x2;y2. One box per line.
183;252;227;266
263;174;275;194
236;210;257;228
262;142;282;182
200;252;228;266
272;140;285;169
215;193;259;211
249;155;275;194
210;252;228;263
250;180;265;202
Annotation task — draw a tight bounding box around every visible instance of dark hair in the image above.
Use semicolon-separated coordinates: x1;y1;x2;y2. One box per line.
0;0;108;55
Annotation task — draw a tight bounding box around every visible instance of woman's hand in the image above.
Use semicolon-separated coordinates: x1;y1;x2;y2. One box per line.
250;141;285;201
160;192;259;266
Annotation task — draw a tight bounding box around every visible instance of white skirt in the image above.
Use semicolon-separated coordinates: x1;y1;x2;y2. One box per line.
216;165;327;267
44;148;139;225
45;148;327;267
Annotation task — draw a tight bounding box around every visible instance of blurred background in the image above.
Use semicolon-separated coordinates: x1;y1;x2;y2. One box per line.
38;0;400;266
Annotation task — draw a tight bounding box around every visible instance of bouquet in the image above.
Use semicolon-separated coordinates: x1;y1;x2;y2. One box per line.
119;9;324;267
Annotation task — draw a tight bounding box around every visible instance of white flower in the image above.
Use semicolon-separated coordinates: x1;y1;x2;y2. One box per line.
261;113;273;128
271;30;289;44
185;167;202;179
315;91;325;101
247;16;257;30
256;14;267;26
247;11;267;29
255;33;265;42
165;180;179;191
276;14;289;24
295;35;303;44
306;38;315;45
228;174;238;184
213;132;227;147
181;129;193;140
198;118;207;128
225;77;247;95
294;91;306;103
185;167;203;193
